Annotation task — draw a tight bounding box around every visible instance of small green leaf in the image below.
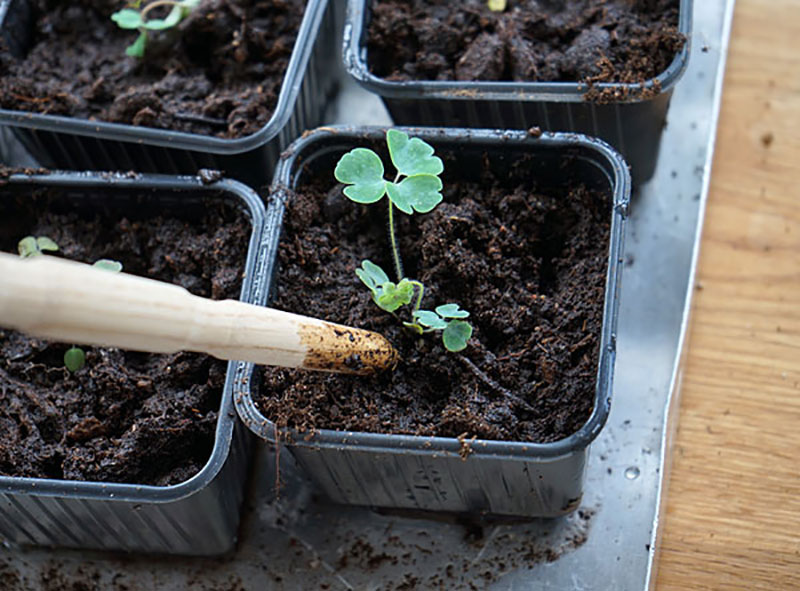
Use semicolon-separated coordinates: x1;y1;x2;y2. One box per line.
435;303;470;319
442;320;473;352
487;0;507;11
355;260;390;290
394;279;416;301
143;5;182;30
142;19;170;31
111;8;144;29
375;279;414;313
36;237;59;253
17;236;39;257
386;174;443;214
64;347;86;372
375;293;401;313
18;236;58;257
125;32;148;58
343;182;387;204
93;259;123;273
355;269;378;293
335;148;387;204
386;130;444;177
413;310;448;330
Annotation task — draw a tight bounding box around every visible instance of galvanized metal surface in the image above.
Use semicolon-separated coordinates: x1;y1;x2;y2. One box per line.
0;0;734;587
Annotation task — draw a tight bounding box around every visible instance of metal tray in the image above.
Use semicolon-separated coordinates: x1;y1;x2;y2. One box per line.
0;0;735;586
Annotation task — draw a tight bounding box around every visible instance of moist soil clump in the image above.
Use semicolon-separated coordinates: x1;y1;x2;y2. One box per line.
366;0;683;94
0;0;306;138
0;190;249;485
256;151;611;443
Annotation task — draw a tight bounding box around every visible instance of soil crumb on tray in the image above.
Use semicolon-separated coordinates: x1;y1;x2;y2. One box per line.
0;0;306;138
0;190;249;485
256;151;611;443
366;0;684;95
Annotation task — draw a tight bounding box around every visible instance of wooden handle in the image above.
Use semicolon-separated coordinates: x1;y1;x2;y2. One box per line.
0;253;398;375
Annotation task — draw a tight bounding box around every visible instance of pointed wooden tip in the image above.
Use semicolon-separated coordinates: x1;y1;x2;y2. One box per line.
298;321;399;375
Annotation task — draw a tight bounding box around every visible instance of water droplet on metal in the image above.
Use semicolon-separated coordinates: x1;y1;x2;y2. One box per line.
625;466;640;480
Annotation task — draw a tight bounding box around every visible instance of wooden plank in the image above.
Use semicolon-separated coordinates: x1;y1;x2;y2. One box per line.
656;0;800;589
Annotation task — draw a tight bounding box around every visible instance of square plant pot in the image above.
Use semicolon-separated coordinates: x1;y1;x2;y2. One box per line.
343;0;692;183
0;0;339;187
0;171;269;555
234;125;629;518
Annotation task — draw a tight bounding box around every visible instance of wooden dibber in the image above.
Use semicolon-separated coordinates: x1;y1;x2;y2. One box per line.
0;253;398;375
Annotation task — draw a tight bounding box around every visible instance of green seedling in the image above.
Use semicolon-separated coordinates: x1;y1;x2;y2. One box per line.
335;130;473;353
487;0;507;11
111;0;201;58
410;304;472;353
17;236;58;258
355;260;416;313
63;347;86;372
93;259;124;273
355;261;472;352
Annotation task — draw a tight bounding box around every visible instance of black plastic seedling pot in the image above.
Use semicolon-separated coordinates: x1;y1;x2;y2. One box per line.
234;125;630;518
0;172;270;555
0;0;338;187
343;0;692;184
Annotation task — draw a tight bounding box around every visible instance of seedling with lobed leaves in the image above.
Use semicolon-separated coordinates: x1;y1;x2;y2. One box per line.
334;130;473;353
111;0;200;58
17;236;59;258
17;236;123;372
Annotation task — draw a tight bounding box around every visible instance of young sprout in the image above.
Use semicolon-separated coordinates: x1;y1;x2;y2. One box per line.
355;260;416;313
409;304;472;353
111;0;201;58
63;347;86;372
93;259;124;273
18;236;58;258
487;0;507;11
335;130;473;353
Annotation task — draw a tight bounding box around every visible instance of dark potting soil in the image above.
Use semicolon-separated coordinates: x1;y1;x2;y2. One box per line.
0;0;306;138
0;189;249;485
366;0;683;96
255;152;611;443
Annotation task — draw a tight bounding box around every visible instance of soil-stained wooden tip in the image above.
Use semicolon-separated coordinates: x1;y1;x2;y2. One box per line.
298;321;399;375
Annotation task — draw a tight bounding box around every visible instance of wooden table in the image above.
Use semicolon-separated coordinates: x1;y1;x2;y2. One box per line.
656;0;800;588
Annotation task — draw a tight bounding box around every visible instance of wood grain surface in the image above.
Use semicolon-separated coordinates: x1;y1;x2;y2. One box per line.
656;0;800;589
